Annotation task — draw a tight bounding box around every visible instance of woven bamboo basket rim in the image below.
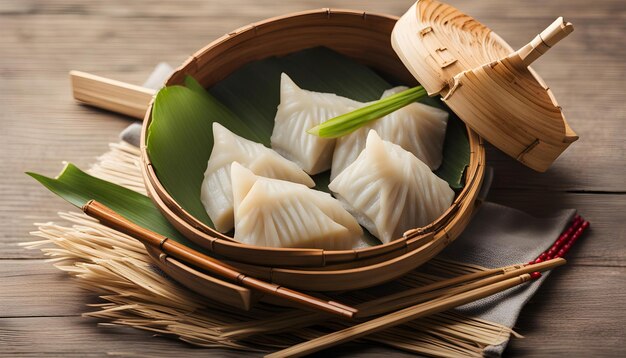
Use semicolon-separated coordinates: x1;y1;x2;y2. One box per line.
141;140;484;291
144;245;253;310
143;148;484;291
139;8;486;275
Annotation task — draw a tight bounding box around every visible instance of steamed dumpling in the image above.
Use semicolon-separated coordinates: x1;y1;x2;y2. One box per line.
201;122;314;233
330;86;448;180
231;162;362;249
270;73;362;174
329;130;454;244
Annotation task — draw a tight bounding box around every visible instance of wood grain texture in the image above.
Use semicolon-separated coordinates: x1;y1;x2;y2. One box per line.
0;315;412;357
486;192;626;267
1;0;624;356
1;262;623;357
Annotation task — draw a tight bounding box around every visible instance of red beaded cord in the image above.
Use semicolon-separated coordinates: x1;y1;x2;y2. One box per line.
527;214;589;279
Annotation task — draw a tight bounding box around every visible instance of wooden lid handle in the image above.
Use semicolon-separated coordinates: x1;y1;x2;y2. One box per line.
514;17;574;67
70;71;155;119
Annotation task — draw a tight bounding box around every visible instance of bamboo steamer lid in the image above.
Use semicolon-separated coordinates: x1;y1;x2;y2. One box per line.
391;0;578;172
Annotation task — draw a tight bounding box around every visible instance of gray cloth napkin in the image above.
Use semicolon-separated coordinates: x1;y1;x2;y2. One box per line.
120;64;576;356
445;203;575;355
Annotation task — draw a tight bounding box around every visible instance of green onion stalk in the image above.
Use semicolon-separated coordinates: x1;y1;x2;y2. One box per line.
307;86;428;138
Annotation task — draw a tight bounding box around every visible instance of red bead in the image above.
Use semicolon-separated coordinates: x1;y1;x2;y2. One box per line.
530;272;542;279
533;218;589;262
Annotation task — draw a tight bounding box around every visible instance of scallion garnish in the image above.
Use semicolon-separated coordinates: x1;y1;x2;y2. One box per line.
307;85;427;138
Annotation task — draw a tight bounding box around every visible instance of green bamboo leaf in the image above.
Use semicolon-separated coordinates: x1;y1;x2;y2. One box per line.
27;163;201;250
208;47;391;143
29;47;470;251
147;84;264;228
434;114;470;190
184;75;209;96
277;47;390;101
206;47;468;189
207;57;285;142
125;47;469;243
146;47;396;230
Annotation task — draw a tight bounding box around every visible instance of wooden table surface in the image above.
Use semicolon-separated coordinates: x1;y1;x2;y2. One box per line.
1;0;624;356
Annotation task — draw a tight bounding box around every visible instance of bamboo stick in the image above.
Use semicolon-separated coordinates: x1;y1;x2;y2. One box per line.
267;258;565;357
70;70;154;119
81;200;357;319
513;17;574;67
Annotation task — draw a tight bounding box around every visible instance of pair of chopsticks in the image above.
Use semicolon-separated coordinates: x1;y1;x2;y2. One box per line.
358;214;589;320
82;200;357;319
83;199;588;354
266;214;589;357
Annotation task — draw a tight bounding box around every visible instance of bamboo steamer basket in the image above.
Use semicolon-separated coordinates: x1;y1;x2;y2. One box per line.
137;1;574;293
140;8;485;289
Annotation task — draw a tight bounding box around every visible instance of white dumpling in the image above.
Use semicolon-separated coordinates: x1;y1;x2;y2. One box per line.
270;73;362;175
329;130;454;244
330;86;448;180
231;162;363;250
201;122;314;233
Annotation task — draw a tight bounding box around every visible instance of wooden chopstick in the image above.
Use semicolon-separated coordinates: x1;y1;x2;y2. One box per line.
226;217;586;338
226;218;584;338
70;71;154;119
358;257;565;317
221;258;565;339
82;200;357;319
266;259;565;357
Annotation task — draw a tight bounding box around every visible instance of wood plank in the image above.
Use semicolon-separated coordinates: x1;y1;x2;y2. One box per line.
4;212;624;318
473;13;626;192
0;316;256;357
505;265;626;357
1;0;625;20
486;192;626;267
1;0;624;357
0;259;96;318
1;3;624;257
9;192;625;264
0;314;416;357
0;265;623;356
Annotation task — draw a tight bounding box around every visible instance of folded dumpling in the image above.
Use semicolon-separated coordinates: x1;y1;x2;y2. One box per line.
330;86;448;180
329;130;454;244
231;162;363;249
201;122;314;233
270;73;362;174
